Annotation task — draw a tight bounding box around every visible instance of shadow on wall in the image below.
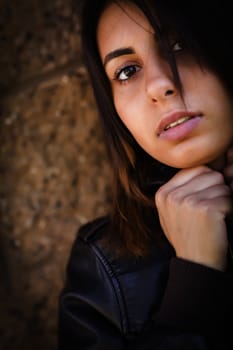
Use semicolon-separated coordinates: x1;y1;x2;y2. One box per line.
0;0;111;349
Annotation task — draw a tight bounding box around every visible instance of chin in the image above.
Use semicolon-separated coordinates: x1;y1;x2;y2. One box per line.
160;146;228;169
162;157;214;169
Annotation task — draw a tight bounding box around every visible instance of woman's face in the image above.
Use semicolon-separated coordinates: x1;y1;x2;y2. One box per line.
97;2;233;168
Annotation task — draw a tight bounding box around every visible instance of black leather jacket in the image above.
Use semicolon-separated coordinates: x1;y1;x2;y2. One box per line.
58;216;233;349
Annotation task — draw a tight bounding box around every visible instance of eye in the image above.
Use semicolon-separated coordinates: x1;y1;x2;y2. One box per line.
171;41;184;53
114;65;141;82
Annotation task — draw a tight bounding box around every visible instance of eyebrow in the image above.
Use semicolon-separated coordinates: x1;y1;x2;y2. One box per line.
103;47;135;67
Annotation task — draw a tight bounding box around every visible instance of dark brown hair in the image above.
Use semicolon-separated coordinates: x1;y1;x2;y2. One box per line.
78;0;233;256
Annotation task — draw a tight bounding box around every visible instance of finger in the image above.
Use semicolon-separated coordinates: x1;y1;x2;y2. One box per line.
162;166;212;189
190;184;232;201
199;196;233;216
156;167;211;203
156;169;226;206
174;185;232;217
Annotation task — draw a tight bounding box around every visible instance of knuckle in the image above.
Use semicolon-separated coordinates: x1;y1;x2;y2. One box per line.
155;187;165;205
212;171;224;183
184;194;199;208
167;189;183;205
198;200;211;213
199;165;211;172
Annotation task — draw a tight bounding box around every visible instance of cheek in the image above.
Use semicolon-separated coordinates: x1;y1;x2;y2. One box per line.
212;99;233;140
113;85;144;125
114;97;136;131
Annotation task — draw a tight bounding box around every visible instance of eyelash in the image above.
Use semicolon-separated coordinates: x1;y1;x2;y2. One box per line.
114;64;141;83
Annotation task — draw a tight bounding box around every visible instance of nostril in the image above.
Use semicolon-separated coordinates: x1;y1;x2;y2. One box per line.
165;89;174;96
147;85;176;102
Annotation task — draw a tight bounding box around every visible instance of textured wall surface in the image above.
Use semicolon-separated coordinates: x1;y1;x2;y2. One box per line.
0;1;110;349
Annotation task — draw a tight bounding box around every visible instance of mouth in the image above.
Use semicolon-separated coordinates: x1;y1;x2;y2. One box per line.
157;110;203;141
157;111;203;136
164;116;195;130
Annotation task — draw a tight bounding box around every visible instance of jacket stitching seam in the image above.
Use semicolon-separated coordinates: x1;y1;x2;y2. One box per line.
89;242;130;334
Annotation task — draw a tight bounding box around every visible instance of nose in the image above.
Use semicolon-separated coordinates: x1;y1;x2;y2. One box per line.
145;60;177;103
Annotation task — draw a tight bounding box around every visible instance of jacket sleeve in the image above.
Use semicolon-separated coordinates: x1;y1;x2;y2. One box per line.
131;258;233;350
58;232;126;350
155;257;233;332
58;224;233;349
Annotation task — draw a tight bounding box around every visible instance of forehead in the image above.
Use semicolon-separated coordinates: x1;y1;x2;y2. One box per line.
97;2;153;57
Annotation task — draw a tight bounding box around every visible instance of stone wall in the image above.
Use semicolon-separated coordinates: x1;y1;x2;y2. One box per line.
0;1;110;349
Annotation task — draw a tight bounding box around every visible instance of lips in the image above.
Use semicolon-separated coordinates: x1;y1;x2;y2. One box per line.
157;111;203;136
164;116;194;130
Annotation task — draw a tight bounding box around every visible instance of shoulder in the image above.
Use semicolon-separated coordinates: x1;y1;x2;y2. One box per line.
62;216;127;332
67;215;113;276
65;215;113;288
63;216;172;334
76;215;110;243
67;215;112;276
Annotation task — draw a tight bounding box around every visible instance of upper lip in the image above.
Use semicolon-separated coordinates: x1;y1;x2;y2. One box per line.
157;110;203;135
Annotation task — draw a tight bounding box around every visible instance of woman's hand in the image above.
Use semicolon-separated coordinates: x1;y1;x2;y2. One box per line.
155;166;232;271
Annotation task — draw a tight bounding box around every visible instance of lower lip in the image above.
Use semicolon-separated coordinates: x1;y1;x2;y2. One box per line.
158;116;202;141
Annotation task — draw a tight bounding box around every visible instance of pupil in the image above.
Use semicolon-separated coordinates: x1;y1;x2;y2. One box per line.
125;66;134;77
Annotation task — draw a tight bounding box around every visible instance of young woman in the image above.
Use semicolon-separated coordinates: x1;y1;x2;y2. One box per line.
59;1;233;348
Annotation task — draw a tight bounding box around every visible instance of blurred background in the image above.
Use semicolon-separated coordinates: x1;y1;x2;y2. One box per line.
0;0;111;349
